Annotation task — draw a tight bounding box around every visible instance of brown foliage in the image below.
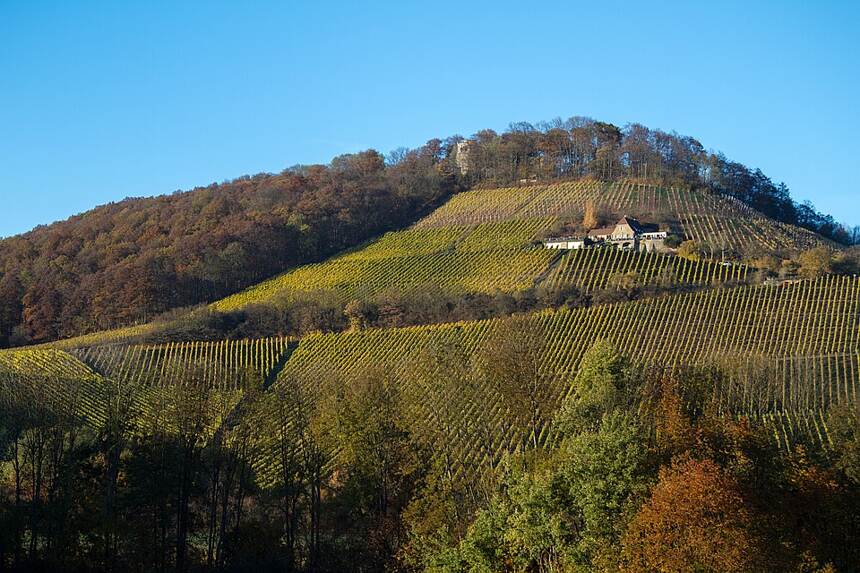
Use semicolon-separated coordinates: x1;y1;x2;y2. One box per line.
652;374;695;455
582;200;599;230
0;145;460;346
621;457;768;573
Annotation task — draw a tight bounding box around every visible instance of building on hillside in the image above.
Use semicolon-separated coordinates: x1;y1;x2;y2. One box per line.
638;231;670;253
544;216;669;253
544;236;591;250
586;225;616;241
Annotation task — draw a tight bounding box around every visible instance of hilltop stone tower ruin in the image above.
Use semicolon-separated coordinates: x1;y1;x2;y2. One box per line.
455;140;471;175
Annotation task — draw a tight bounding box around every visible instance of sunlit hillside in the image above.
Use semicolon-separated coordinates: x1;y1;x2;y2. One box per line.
212;180;824;312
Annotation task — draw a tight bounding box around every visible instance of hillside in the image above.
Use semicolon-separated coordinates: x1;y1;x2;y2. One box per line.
0;146;459;346
417;180;829;253
256;274;859;461
3;119;859;573
9;275;859;427
3;275;858;480
212;180;823;312
4;274;858;572
2;209;857;573
30;178;838;351
3;117;854;350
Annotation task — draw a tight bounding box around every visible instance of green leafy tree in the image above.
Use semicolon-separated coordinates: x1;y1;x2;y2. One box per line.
318;367;425;570
555;340;633;435
501;463;571;572
558;412;647;568
446;343;648;573
458;494;513;573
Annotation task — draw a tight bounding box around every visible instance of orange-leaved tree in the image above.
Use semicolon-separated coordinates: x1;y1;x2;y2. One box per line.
621;457;768;573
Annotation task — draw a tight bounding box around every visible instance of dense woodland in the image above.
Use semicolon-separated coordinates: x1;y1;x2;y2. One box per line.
1;117;857;348
0;146;461;346
2;337;858;573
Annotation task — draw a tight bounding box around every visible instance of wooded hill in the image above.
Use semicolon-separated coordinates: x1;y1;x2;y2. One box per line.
0;146;461;346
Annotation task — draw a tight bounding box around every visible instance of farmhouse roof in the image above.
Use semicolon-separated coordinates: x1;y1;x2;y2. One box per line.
617;216;645;232
617;216;661;234
587;226;616;237
587;216;660;238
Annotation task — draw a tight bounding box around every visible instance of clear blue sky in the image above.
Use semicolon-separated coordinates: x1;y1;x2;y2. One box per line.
1;0;858;238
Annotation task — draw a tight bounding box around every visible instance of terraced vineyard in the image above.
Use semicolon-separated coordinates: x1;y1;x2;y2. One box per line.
0;348;101;381
544;247;750;292
215;246;558;310
0;349;113;425
211;179;825;313
760;409;840;451
212;218;559;311
273;276;858;398
248;276;859;481
419;180;829;253
213;224;751;313
73;336;292;388
0;338;293;435
5;276;858;483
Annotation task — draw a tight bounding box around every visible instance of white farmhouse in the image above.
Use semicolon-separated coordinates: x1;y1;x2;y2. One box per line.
544;216;671;253
544;236;590;250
